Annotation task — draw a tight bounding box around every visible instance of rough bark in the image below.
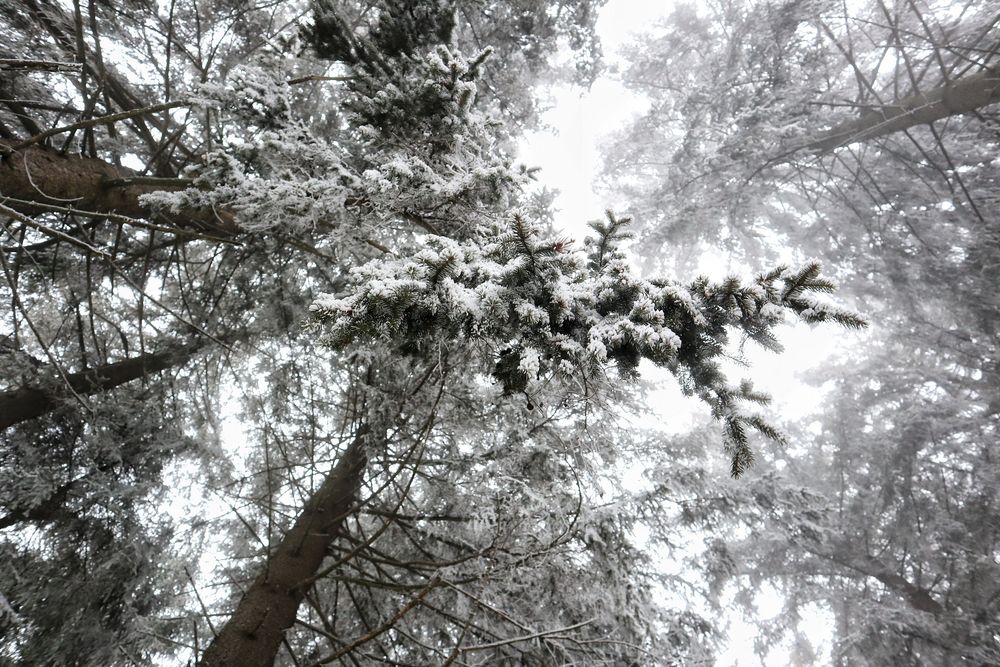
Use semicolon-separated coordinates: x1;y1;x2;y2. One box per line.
198;426;370;667
0;341;204;430
799;66;1000;155
0;139;237;234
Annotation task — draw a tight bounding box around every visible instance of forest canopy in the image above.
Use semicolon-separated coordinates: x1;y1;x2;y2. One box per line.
0;1;997;666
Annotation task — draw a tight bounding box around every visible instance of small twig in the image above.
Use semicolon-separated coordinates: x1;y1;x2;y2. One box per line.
287;74;357;85
441;606;477;666
2;100;191;154
310;574;441;665
184;566;219;638
458;618;596;653
365;238;393;254
440;580;533;633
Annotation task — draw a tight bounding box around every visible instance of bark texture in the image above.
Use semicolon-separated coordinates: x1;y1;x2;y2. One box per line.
0;341;204;430
801;67;1000;155
0;139;237;233
198;427;370;667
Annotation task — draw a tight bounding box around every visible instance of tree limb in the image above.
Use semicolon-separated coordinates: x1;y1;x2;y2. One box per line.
0;139;237;234
0;340;205;430
797;66;1000;155
814;541;945;615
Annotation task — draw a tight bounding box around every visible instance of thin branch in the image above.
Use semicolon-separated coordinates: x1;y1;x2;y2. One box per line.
103;175;194;188
0;195;241;244
287;74;357;85
310;575;441;665
3;100;191;154
0;202;232;347
458;618;595;653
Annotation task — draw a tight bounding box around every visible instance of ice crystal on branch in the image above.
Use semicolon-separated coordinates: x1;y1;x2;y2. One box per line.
312;216;865;476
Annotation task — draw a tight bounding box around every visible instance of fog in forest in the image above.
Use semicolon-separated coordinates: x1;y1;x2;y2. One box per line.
1;1;997;665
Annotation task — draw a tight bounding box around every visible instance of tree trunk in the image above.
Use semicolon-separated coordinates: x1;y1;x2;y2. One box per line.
198;426;370;667
798;66;1000;155
0;341;204;430
0;139;237;234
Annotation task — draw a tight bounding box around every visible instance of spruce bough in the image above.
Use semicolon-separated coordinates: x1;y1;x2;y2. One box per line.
312;211;865;477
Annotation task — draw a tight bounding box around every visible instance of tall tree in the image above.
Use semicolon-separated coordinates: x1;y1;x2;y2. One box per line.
173;12;860;661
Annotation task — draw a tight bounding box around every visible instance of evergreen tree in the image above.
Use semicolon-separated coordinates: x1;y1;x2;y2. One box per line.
0;1;606;662
182;14;860;662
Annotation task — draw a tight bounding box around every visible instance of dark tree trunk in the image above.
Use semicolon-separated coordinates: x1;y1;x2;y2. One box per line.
843;553;944;615
822;543;944;615
198;426;370;667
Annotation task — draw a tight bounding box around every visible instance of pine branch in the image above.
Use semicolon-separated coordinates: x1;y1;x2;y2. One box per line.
724;416;754;478
464;47;494;79
419;254;458;287
498;215;556;277
737;380;771;406
587;209;633;271
745;415;785;443
781;262;834;300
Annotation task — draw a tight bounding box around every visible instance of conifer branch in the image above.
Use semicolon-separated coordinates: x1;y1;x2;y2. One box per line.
587;209;633;271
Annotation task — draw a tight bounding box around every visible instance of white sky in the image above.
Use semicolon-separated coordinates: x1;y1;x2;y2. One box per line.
513;2;867;663
518;6;653;238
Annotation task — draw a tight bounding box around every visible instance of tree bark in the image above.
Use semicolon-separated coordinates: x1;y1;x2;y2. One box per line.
0;139;237;234
798;66;1000;155
843;553;944;615
0;341;204;430
198;426;370;667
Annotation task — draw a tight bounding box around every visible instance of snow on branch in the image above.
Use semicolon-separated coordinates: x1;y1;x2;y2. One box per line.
311;216;866;477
